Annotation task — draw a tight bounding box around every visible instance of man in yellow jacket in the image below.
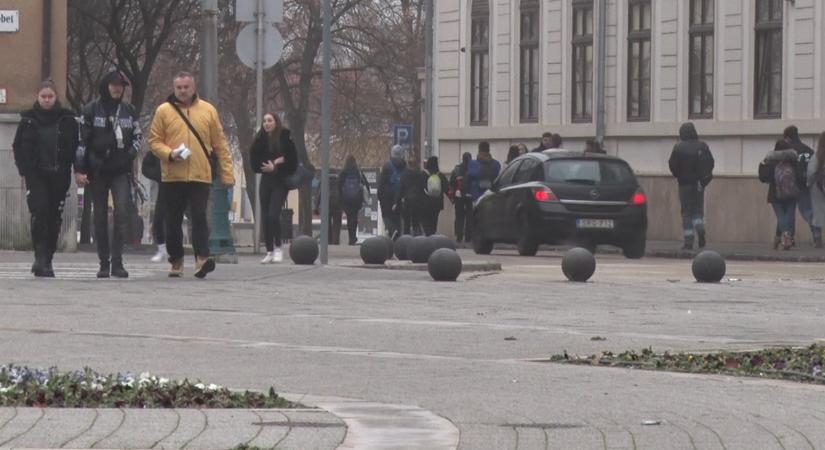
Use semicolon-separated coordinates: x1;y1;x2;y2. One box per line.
149;71;235;278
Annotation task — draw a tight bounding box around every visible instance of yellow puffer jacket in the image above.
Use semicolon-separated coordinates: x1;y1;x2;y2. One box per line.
148;95;235;186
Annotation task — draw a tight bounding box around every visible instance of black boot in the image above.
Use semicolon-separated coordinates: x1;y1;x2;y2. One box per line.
697;231;706;249
111;260;129;279
814;229;823;249
31;246;48;277
43;254;55;278
681;237;693;251
97;261;110;278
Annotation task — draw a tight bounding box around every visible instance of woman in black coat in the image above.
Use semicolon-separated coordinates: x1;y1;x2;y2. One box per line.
250;112;298;263
421;156;449;236
12;80;79;277
338;155;370;245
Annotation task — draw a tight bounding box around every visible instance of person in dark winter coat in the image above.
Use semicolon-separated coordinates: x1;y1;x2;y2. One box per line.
377;144;407;238
75;70;143;278
449;152;473;242
250;112;298;263
395;154;426;236
467;141;501;202
531;132;553;152
12;80;80;277
759;140;800;250
421;156;449;236
783;125;820;246
338;155;370;245
668;122;715;250
315;169;343;244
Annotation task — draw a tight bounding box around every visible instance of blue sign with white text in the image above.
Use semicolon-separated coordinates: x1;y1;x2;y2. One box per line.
392;124;413;147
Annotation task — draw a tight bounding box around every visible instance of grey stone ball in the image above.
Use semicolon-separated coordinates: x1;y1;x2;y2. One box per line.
289;235;319;265
430;234;456;251
428;248;463;281
393;235;414;261
692;250;726;283
409;236;436;263
561;247;596;282
376;235;395;260
360;237;389;265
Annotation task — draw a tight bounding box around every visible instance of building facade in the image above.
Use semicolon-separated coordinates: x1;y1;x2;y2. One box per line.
433;0;825;243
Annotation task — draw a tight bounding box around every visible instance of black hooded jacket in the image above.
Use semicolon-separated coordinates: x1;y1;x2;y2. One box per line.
668;123;715;186
12;101;79;176
76;71;142;176
249;128;298;184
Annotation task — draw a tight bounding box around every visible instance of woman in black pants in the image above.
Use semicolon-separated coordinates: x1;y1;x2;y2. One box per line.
250;112;297;263
12;80;79;277
421;156;448;236
338;155;370;245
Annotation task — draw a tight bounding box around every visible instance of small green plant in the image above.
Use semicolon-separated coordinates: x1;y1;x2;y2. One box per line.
0;365;300;409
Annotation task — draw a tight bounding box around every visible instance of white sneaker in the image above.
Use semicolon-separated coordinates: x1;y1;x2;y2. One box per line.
150;244;168;263
260;252;274;264
273;248;283;263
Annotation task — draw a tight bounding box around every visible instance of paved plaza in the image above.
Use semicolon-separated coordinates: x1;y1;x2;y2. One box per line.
0;244;823;449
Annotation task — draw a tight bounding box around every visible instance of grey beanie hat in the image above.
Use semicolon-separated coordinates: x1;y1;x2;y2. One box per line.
391;144;405;159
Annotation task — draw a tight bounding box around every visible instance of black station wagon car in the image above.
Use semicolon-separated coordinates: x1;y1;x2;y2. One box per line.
472;150;648;258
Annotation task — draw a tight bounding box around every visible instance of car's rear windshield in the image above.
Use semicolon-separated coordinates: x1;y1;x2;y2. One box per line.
544;159;636;185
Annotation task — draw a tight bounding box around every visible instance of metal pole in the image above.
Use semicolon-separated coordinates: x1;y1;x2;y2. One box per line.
595;0;607;145
200;0;218;102
319;0;332;264
424;0;434;159
253;0;264;254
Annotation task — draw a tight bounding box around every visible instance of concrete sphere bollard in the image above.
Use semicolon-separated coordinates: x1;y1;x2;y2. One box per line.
409;236;436;263
376;235;395;260
428;248;463;281
360;237;389;265
692;250;726;283
289;235;319;265
430;234;457;251
393;235;414;261
561;247;596;282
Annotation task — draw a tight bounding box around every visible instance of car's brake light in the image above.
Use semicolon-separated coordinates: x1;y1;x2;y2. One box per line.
534;188;558;202
631;191;647;205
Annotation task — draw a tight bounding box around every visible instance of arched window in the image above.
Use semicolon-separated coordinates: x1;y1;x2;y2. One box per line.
520;0;539;122
470;0;490;125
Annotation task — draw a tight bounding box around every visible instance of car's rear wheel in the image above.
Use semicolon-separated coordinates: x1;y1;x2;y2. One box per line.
622;232;646;259
517;215;539;256
472;232;494;255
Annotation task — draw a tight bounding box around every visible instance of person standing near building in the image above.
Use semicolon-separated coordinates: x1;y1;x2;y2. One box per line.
250;112;297;262
421;156;449;236
74;70;142;278
449;152;473;242
759;140;800;250
806;131;825;248
668;122;714;250
396;154;426;236
148;71;235;278
12;80;79;278
338;155;370;245
531;132;553;152
377;144;406;239
467;141;501;201
783;125;819;247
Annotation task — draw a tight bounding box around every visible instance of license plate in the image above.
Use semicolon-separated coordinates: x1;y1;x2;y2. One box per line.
576;218;614;229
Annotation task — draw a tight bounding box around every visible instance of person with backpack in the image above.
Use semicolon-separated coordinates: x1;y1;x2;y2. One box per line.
250;112;298;263
12;80;80;278
467;141;501;202
339;155;370;245
377;144;406;239
421;156;448;236
668;122;715;250
449;152;473;242
783;125;819;247
759;140;800;250
75;70;142;278
395;154;427;236
805;131;825;248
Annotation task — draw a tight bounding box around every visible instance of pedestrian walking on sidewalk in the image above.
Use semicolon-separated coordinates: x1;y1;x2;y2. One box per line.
12;80;79;278
339;155;370;245
421;156;448;236
250;112;298;263
759;140;800;250
805;131;825;248
783;125;820;247
75;70;142;278
396;154;426;236
148;71;235;278
377;145;406;239
449;152;473;242
668;122;715;250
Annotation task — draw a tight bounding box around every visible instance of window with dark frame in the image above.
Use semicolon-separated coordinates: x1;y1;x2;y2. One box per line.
471;0;490;125
572;0;594;122
754;0;782;118
520;0;540;123
689;0;714;118
627;0;651;121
